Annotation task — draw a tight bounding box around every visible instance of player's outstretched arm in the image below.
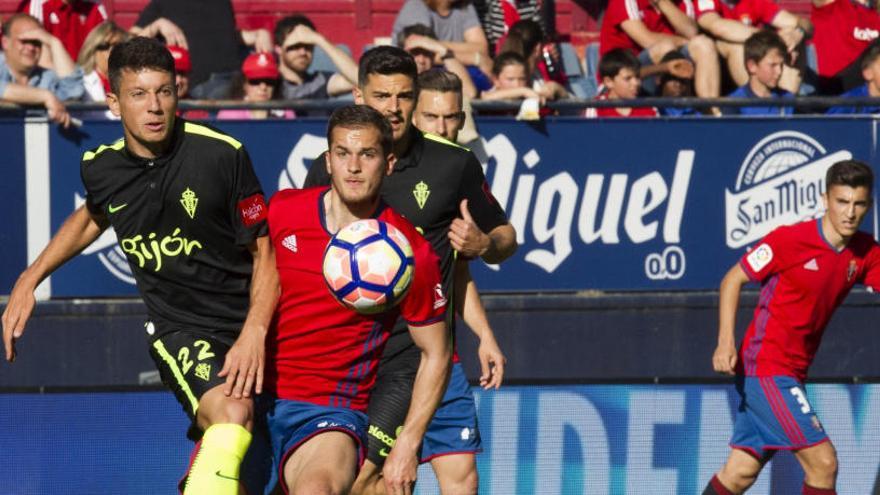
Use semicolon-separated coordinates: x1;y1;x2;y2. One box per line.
384;321;451;494
713;263;750;375
2;205;108;362
448;199;517;264
219;235;280;399
454;258;505;389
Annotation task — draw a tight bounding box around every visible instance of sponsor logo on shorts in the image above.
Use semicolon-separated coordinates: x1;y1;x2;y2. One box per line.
724;131;851;249
317;421;357;431
746;244;773;273
433;283;447;310
810;415;824;432
461;427;474;440
108;202;127;214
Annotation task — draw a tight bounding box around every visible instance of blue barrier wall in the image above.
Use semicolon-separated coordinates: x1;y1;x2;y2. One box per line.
3;116;879;295
3;384;880;495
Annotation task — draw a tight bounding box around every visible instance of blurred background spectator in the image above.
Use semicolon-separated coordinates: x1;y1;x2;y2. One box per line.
811;0;880;95
586;48;657;118
475;0;546;54
17;0;108;61
723;29;793;115
166;44;190;98
827;41;880;114
77;20;125;103
399;23;478;99
273;14;358;100
218;52;293;120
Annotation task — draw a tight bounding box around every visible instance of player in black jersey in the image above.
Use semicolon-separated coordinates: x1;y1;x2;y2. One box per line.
2;38;278;495
305;47;516;495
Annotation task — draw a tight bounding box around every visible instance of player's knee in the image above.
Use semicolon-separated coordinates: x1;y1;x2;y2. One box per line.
209;397;253;427
350;468;384;495
688;35;717;60
648;39;677;63
289;476;348;495
718;463;758;492
807;450;838;479
437;469;478;495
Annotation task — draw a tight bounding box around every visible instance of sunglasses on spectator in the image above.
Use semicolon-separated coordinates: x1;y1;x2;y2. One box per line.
407;48;434;59
247;78;277;86
284;43;314;52
96;41;119;51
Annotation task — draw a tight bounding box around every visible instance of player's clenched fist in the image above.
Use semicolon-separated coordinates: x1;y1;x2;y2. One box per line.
712;342;737;375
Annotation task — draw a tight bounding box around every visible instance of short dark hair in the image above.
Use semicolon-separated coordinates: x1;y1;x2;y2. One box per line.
492;51;527;77
599;48;640;79
500;19;544;58
107;37;176;94
358;45;418;89
274;14;316;47
327;104;394;156
2;13;39;37
418;69;462;95
398;23;438;46
861;40;880;71
826;160;874;194
744;29;788;66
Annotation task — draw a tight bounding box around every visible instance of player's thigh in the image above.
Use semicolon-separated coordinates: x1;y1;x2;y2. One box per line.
430;454;478;494
148;329;235;435
794;440;838;477
284;431;359;495
364;371;416;466
351;460;385;495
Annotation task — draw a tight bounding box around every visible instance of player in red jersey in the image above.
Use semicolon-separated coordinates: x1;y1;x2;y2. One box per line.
703;160;880;495
265;104;450;495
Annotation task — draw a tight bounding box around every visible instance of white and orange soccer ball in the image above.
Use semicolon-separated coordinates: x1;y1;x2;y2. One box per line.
322;219;415;314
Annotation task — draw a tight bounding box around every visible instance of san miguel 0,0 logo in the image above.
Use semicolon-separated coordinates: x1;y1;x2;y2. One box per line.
724;131;852;249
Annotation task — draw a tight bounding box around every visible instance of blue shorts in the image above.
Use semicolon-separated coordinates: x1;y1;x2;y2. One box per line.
420;363;483;462
730;376;829;459
265;399;368;487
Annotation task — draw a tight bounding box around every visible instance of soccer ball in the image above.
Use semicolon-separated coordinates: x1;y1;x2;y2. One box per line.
323;219;415;314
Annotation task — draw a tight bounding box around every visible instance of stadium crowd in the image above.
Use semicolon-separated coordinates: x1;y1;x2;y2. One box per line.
2;0;880;128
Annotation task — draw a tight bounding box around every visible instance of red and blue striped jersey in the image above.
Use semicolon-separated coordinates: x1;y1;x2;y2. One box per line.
266;187;446;411
737;219;880;381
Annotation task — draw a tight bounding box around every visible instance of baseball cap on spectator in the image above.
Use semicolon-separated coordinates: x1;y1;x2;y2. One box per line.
167;45;191;74
242;52;280;80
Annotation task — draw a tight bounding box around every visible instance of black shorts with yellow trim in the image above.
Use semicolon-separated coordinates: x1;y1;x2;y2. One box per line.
146;323;233;440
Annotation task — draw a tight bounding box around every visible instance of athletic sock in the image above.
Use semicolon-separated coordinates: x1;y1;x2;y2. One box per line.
802;483;836;495
702;475;735;495
183;423;252;495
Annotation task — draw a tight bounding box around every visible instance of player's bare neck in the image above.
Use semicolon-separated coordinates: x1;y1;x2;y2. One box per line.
324;191;379;234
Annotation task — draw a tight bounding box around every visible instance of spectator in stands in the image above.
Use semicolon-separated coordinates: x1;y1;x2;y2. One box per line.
218;52;294;120
391;0;491;81
398;23;478;99
586;48;657;118
654;50;699;116
599;0;721;99
475;0;545;54
77;21;127;104
0;13;83;127
273;14;359;99
811;0;880;95
17;0;108;61
481;51;564;101
130;0;274;99
500;19;568;93
166;45;191;99
693;0;811;95
827;41;880;114
723;30;793;115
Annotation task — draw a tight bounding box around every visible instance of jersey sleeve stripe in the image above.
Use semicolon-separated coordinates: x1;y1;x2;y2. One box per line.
82;139;125;162
184;122;243;149
404;314;446;327
422;132;470;151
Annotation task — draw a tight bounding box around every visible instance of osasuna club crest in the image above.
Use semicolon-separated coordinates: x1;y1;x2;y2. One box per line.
724;131;852;249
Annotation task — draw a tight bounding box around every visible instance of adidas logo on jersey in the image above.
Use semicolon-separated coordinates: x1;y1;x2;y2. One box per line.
803;258;819;271
282;234;297;253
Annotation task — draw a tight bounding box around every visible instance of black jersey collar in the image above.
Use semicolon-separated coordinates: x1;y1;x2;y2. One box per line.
122;118;185;168
392;128;425;172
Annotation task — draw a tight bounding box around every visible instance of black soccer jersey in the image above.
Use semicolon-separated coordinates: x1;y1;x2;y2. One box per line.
81;119;268;339
304;130;508;366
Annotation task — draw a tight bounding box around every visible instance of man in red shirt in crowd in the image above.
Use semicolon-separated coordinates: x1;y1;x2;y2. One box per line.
265;104;450;494
17;0;106;59
692;0;811;94
703;160;880;495
811;0;880;94
599;0;720;98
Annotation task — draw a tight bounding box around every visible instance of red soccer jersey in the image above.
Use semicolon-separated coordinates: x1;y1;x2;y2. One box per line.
600;0;696;56
811;0;880;77
692;0;779;26
20;0;107;59
585;92;658;117
266;187;447;411
737;219;880;382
